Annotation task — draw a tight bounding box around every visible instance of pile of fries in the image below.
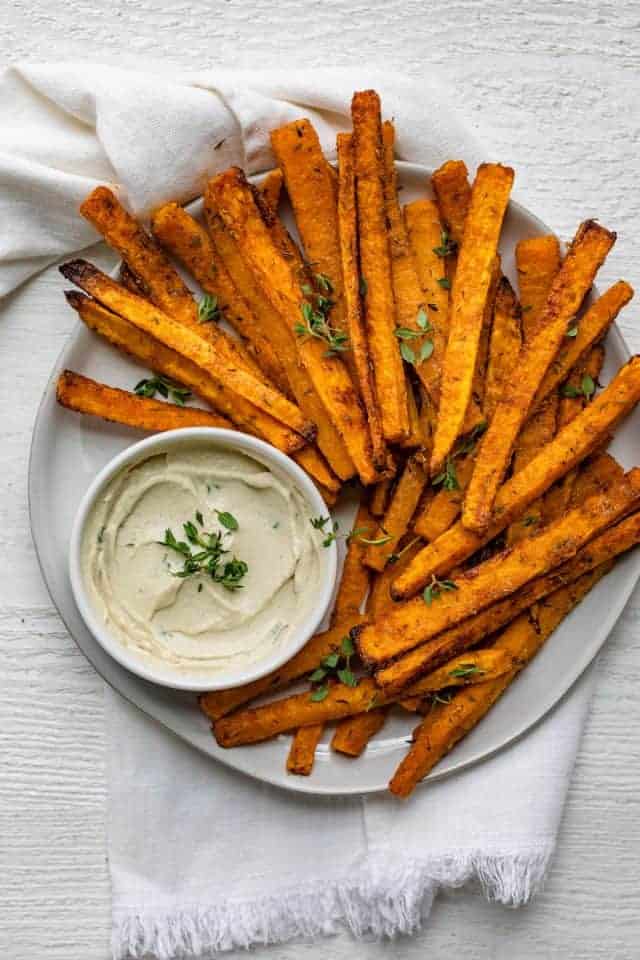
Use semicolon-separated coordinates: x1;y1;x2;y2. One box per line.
56;89;640;797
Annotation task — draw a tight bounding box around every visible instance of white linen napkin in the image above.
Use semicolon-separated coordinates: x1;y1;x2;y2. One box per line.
1;61;596;958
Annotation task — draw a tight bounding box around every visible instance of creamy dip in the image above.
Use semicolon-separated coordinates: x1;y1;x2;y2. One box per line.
81;444;324;676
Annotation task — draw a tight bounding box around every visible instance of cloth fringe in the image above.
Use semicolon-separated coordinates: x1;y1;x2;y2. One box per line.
113;847;552;958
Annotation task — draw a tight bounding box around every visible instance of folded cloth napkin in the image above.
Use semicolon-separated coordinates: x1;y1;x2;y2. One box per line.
2;62;596;958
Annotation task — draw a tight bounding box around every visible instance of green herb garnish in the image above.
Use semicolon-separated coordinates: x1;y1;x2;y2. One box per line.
437;277;451;290
359;276;368;297
423;575;458;605
449;662;485;678
215;510;239;531
311;517;392;549
159;513;247;590
295;295;349;357
562;374;596;400
134;374;192;406
198;294;220;324
433;230;456;258
309;634;357;700
432;456;459;491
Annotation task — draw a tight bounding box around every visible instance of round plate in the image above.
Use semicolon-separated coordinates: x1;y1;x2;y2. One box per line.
29;162;640;795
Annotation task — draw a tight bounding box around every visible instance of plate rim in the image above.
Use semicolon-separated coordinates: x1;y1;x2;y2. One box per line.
28;159;638;796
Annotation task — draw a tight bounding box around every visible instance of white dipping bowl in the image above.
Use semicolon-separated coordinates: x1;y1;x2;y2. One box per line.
69;427;337;692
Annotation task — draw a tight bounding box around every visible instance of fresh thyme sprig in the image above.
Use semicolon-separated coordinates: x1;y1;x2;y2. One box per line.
198;294;221;324
310;635;357;701
562;374;596;400
395;308;434;367
134;374;192;406
449;662;485;678
295;275;349;356
310;516;392;549
432;421;488;491
159;511;247;590
433;230;457;258
423;575;458;605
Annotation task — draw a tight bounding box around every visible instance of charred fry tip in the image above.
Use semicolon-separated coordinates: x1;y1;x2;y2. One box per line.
59;259;95;283
63;289;87;309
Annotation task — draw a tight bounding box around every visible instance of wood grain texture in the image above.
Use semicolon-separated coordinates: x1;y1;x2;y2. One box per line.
1;3;639;957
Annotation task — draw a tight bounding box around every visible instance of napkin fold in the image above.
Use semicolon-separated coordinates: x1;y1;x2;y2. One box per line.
3;61;594;958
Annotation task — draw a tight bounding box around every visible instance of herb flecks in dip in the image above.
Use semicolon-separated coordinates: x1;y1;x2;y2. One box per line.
81;445;323;676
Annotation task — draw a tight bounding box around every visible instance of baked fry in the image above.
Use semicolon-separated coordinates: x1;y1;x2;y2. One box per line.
287;723;324;776
431;160;472;248
333;502;374;622
79;186;263;380
151;202;289;391
463;220;616;533
430;163;514;477
260;168;284;210
516;234;562;339
209;168;382;485
65;291;310;457
369;477;393;518
56;370;232;431
389;565;608;797
356;468;640;666
532;281;633;409
376;508;640;693
367;537;423;619
506;395;558;546
213;649;513;747
364;456;428;572
382;122;434;401
403;199;449;406
204;201;354;481
336;133;387;468
392;354;640;601
484;277;522;420
413;453;475;541
60;259;315;446
331;708;389;757
351;90;409;442
271;119;346;330
199;615;367;722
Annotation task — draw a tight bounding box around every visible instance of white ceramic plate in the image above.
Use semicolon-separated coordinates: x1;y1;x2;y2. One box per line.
29;162;640;795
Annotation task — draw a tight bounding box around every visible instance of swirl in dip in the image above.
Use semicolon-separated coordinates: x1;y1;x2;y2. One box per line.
81;443;324;676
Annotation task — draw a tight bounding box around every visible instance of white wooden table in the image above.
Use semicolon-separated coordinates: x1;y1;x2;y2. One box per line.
2;2;639;957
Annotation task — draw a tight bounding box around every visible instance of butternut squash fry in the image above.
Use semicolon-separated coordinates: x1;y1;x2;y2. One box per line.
532;281;632;409
56;369;232;431
403;199;449;408
356;468;640;666
505;395;558;546
287;723;324;776
64;291;309;456
364;456;428;572
331;708;389;757
463;220;616;533
368;537;423;619
79;186;262;381
413;453;476;541
336;133;387;468
516;234;562;340
199;615;367;722
204;202;353;482
392;353;640;600
59;260;315;447
376;509;640;693
431;160;472;248
389;565;609;797
332;502;374;622
369;477;393;518
209;168;381;485
213;649;513;747
271;119;346;330
484;277;522;420
260;168;284;210
150;203;289;392
430;163;514;477
351;90;409;442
